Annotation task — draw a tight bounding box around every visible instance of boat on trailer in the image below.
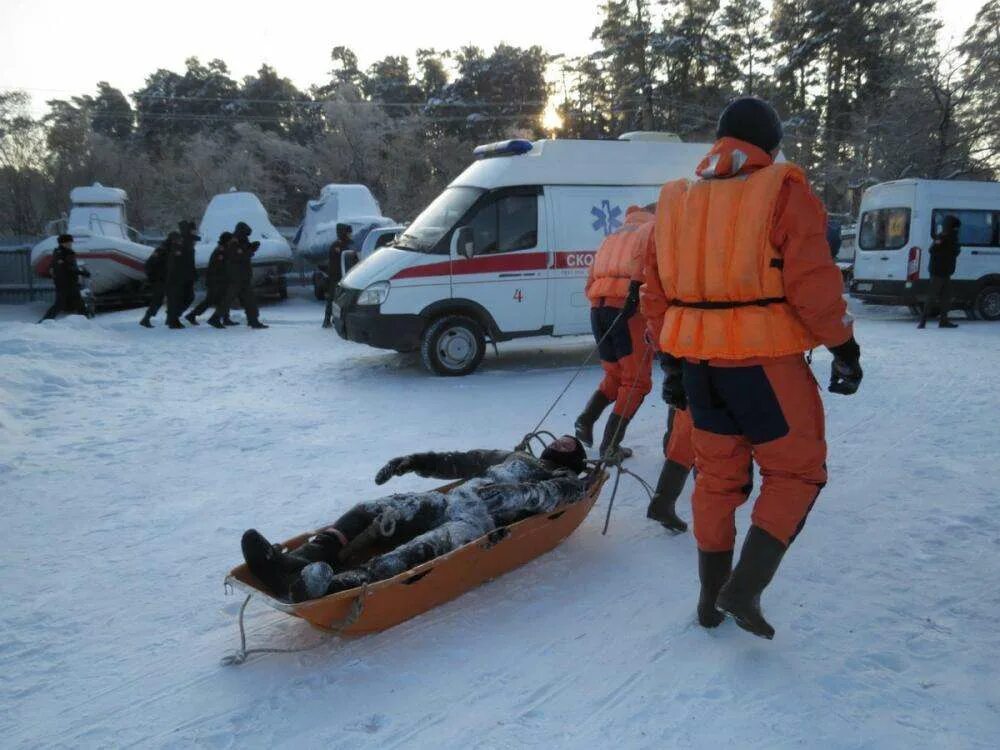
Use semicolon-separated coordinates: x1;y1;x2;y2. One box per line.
31;183;155;301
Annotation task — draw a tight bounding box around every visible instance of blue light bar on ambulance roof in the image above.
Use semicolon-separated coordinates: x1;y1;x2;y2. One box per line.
472;139;534;159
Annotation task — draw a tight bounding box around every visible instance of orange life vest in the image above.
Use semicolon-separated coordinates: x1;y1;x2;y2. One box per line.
653;163;819;360
586;208;653;305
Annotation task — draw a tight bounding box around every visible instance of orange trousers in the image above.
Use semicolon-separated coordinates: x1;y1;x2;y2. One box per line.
664;406;695;469
591;306;653;419
684;355;826;552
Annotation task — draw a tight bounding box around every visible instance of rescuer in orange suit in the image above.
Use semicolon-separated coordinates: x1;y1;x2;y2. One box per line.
642;97;863;639
575;206;655;460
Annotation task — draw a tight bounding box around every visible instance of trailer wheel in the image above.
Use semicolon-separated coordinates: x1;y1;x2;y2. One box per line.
974;285;1000;321
421;315;485;376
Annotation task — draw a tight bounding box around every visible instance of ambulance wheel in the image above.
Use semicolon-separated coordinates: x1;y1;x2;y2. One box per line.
421;315;486;376
974;285;1000;321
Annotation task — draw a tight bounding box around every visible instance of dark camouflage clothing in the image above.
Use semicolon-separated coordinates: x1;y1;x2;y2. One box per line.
284;449;589;600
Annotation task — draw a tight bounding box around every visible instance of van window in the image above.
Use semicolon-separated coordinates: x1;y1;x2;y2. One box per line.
932;209;999;247
469;194;538;255
859;208;911;250
396;186;485;254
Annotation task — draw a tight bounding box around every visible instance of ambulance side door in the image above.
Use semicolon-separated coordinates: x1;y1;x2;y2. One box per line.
547;186;659;335
450;186;548;336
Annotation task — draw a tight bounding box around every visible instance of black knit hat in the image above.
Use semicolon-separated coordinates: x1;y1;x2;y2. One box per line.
57;233;74;244
541;435;587;475
717;97;784;153
234;221;252;237
218;231;233;243
336;223;353;236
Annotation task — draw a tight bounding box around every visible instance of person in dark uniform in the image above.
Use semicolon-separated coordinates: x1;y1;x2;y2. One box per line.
226;221;268;329
189;232;233;328
176;220;200;322
322;223;354;328
164;225;194;329
139;233;173;328
39;234;91;322
918;214;962;329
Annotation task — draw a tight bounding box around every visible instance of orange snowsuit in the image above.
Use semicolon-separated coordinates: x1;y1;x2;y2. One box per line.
642;138;853;552
664;405;694;469
585;207;655;419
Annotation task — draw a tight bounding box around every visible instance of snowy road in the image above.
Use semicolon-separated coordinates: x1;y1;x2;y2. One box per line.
2;293;999;748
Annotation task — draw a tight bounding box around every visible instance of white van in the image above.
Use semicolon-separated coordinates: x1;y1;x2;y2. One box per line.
330;135;708;375
849;179;1000;320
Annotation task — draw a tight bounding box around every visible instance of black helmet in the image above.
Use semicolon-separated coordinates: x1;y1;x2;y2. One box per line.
540;435;587;475
717;97;783;154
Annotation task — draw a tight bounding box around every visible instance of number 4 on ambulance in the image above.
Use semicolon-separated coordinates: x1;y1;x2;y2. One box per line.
513;289;524;303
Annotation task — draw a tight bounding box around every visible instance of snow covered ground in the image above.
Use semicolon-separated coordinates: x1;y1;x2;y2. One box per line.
2;292;998;749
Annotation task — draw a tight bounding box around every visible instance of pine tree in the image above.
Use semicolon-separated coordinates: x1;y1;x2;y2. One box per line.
960;0;1000;170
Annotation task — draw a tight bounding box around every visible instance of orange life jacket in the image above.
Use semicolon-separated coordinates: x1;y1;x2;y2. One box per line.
653;163;819;360
586;207;653;305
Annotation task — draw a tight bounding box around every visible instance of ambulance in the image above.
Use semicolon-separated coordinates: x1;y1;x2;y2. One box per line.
849;179;1000;320
331;134;709;375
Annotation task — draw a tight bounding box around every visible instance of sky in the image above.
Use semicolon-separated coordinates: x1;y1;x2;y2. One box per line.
0;0;987;116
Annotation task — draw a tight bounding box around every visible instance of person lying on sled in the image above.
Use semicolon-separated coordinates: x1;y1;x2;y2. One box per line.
242;436;593;603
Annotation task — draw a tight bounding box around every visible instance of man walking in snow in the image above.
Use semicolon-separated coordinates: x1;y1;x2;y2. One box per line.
39;234;91;322
322;223;354;328
225;221;268;329
189;232;235;328
139;233;173;328
574;206;655;460
642;97;863;639
240;436;592;602
918;214;961;329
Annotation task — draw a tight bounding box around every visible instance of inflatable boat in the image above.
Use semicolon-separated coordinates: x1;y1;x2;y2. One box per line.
31;183;155;298
224;472;606;647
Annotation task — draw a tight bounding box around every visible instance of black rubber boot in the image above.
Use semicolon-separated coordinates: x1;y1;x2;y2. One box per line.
248;320;269;330
716;525;787;640
939;319;958;328
207;316;225;329
599;412;631;461
223;317;239;326
184;312;199;326
139;316;153;328
697;549;733;628
646;460;690;533
575;391;612;447
166;319;184;329
241;529;303;598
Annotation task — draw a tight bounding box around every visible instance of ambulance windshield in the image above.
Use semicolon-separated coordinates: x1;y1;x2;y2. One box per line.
396;186;484;253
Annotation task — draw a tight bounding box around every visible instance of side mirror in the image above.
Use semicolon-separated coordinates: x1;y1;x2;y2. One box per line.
452;226;474;259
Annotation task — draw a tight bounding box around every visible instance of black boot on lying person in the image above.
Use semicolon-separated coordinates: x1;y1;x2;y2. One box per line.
241;437;592;603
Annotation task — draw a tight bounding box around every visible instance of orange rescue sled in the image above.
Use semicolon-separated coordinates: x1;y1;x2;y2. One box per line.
224;473;606;645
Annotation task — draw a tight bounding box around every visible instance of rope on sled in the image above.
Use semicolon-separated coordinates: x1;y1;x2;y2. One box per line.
221;584;367;666
520;309;627;447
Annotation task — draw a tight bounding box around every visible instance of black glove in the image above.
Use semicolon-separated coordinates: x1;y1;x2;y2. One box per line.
620;280;641;317
660;353;687;410
375;456;413;485
828;337;862;395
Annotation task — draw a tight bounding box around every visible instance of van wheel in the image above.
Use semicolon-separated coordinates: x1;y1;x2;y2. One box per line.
421;316;486;376
974;285;1000;321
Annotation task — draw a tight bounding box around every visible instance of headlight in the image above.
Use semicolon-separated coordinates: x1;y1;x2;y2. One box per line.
357;281;390;306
